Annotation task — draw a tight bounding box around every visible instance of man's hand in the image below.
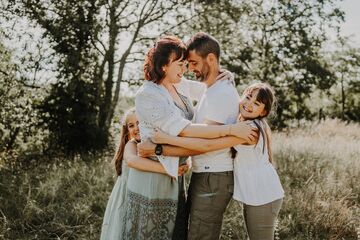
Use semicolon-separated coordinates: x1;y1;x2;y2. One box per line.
231;121;259;143
178;159;191;176
137;139;156;157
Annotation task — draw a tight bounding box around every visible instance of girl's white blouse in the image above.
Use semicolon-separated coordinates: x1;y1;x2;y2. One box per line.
233;120;284;205
135;79;205;178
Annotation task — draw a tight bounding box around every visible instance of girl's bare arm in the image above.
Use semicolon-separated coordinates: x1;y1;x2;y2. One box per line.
179;121;258;142
124;141;167;175
153;133;256;152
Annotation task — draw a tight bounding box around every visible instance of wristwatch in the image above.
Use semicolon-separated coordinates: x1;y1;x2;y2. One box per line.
155;144;163;156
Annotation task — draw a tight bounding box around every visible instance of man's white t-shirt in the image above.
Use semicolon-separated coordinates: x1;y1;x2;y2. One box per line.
192;80;240;173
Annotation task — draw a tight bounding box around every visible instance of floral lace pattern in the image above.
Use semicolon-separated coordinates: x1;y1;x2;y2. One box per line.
125;190;177;240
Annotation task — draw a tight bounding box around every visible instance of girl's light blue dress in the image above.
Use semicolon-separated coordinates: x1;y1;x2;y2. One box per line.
100;159;130;240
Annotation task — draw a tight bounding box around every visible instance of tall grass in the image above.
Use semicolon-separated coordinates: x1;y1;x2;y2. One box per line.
0;119;359;239
0;155;115;239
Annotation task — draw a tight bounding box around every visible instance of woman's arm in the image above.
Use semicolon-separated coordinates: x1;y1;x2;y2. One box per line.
179;121;258;142
153;131;256;152
263;119;273;163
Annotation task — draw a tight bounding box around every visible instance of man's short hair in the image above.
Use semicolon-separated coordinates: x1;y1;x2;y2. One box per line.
186;32;220;60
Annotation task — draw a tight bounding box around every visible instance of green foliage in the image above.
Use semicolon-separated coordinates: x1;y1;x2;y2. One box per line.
39;80;107;153
0;41;19;151
21;0;107;153
11;0;192;154
0;40;48;160
1;0;358;159
177;0;344;128
327;40;360;121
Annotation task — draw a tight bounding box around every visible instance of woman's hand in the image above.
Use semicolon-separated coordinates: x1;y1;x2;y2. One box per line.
230;121;258;143
178;165;189;176
216;69;235;85
178;159;191;176
151;129;171;144
137;139;156;157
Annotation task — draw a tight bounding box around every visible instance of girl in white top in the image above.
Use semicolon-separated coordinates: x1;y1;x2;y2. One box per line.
152;83;284;240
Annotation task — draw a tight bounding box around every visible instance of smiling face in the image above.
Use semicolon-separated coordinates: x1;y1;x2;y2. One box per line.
162;53;186;84
126;113;140;142
239;88;267;120
187;50;210;82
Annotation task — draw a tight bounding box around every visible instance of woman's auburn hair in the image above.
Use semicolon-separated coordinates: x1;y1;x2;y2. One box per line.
144;36;186;84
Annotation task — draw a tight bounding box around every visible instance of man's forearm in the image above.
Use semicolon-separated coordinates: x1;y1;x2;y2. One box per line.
163;145;203;157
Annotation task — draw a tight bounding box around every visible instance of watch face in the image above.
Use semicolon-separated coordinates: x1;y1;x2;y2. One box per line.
155;144;162;155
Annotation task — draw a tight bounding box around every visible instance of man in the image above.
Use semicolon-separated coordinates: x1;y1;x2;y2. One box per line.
184;32;239;240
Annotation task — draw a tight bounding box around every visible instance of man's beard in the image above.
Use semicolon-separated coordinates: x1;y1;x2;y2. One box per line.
196;63;210;82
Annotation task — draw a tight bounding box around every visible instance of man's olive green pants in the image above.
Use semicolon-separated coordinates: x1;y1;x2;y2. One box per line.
187;171;234;240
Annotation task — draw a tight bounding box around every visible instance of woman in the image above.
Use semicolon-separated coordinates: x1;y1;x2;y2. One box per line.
125;36;257;239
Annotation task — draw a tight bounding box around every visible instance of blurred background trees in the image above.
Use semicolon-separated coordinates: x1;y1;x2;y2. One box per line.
2;0;191;154
0;0;359;155
329;39;360;121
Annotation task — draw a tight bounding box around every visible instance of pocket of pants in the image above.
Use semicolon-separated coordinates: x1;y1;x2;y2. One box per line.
191;173;212;206
227;181;234;194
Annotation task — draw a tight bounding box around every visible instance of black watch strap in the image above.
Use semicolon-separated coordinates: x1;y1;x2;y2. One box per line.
155;144;163;156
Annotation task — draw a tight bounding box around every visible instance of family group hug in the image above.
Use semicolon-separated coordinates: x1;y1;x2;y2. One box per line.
100;32;285;240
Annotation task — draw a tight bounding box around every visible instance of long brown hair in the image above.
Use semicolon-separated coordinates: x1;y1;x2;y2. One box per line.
243;83;276;163
113;108;136;176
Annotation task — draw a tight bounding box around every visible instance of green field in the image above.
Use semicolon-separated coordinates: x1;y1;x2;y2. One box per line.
0;120;359;239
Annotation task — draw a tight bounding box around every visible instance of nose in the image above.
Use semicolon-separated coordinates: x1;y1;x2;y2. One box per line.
182;64;188;73
188;63;195;72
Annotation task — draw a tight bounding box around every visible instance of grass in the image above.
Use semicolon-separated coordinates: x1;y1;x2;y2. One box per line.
0;119;359;239
0;155;114;239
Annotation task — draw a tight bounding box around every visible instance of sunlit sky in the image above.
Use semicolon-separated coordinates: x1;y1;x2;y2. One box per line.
339;0;360;45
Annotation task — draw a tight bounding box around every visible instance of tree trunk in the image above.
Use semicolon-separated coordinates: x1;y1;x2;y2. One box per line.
99;2;119;132
341;72;345;120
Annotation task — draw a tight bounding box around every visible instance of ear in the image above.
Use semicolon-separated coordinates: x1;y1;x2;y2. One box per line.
206;53;217;64
162;65;167;73
260;109;267;117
